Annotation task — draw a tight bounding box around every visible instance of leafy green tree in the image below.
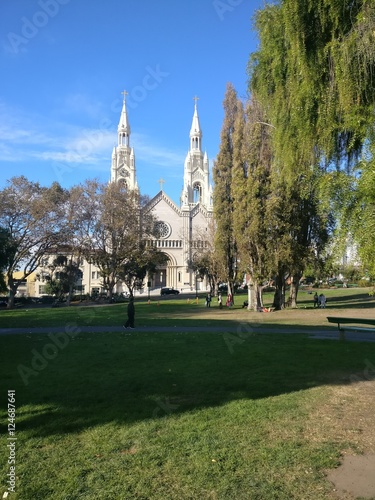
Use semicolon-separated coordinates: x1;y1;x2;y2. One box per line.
118;246;168;297
248;0;375;306
232;97;273;310
213;83;241;300
0;227;16;294
189;219;220;294
0;177;68;308
72;180;160;301
43;254;82;304
250;0;375;171
346;145;375;277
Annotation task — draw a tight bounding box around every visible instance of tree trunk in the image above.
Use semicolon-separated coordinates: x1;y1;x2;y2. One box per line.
228;280;235;305
255;283;264;310
67;284;73;306
6;275;17;309
247;284;255;310
288;273;302;308
272;273;286;310
247;281;264;311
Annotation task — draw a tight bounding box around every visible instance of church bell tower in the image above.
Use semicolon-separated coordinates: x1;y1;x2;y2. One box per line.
111;90;138;190
181;97;212;208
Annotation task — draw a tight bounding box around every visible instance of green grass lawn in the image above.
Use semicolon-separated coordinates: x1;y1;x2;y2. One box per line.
1;288;375;499
0;287;373;329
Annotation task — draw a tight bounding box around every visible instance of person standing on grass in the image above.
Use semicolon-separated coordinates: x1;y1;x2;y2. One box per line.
319;293;326;309
124;296;135;329
313;292;319;308
218;292;223;309
205;293;212;308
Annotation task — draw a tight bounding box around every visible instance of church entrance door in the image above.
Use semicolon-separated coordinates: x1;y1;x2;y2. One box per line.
154;268;167;288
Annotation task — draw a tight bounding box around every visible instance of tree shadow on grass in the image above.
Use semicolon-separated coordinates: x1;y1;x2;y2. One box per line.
3;328;375;438
321;293;375;309
297;291;375;310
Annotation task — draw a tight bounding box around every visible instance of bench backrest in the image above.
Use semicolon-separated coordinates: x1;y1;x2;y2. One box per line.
327;316;375;326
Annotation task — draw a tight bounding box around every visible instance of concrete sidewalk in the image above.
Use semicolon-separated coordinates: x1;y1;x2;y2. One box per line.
1;324;375;342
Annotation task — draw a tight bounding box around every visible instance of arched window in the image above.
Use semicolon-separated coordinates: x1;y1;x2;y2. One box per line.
193;183;202;203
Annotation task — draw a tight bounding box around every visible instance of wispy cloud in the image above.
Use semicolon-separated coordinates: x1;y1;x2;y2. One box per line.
0;100;185;175
60;93;106;119
132;132;184;168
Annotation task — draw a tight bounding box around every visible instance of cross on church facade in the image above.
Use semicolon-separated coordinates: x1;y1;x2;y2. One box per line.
158;177;165;191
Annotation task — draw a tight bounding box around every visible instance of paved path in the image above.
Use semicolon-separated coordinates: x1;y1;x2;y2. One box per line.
1;324;375;342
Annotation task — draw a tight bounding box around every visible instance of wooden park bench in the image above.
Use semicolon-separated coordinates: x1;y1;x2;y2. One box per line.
327;316;375;341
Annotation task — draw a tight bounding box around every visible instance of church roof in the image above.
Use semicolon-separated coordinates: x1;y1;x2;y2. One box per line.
142;190;182;216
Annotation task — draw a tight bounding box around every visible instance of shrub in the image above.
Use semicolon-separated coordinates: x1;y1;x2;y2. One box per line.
358;279;371;288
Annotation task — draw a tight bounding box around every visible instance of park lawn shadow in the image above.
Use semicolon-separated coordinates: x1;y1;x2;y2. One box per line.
321;292;375;309
2;328;375;439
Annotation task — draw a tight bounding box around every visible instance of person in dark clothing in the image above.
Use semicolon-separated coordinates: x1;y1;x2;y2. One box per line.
313;292;319;308
205;293;212;308
124;296;135;329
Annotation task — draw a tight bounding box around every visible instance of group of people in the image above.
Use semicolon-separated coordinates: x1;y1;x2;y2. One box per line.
125;289;328;329
208;292;232;309
313;292;327;309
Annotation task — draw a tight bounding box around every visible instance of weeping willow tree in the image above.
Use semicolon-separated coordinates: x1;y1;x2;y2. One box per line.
251;0;375;168
249;0;375;304
345;138;375;277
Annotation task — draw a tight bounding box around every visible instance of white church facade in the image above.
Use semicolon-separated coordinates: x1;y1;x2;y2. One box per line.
111;93;214;293
28;92;214;297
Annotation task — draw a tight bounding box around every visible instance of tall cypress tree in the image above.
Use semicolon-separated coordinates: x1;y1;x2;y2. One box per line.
232;98;273;310
213;83;241;299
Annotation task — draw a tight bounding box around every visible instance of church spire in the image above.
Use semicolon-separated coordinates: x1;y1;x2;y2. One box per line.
181;97;211;208
118;90;130;147
111;90;137;191
190;96;202;151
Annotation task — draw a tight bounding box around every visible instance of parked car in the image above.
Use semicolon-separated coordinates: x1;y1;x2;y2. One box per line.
160;287;180;296
218;283;228;293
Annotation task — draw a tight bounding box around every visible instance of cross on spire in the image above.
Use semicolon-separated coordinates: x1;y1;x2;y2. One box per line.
121;89;128;102
158;177;165;191
193;95;199;107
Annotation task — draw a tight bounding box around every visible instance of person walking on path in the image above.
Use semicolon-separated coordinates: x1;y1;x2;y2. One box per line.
124;296;135;329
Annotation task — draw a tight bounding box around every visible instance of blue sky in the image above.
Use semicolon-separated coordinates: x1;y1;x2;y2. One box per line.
1;0;266;205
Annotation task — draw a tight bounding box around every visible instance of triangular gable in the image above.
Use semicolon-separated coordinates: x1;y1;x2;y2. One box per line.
143;190;182;216
190;202;213;219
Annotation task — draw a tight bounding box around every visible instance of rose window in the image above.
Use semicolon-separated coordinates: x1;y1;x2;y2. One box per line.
155;221;171;238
